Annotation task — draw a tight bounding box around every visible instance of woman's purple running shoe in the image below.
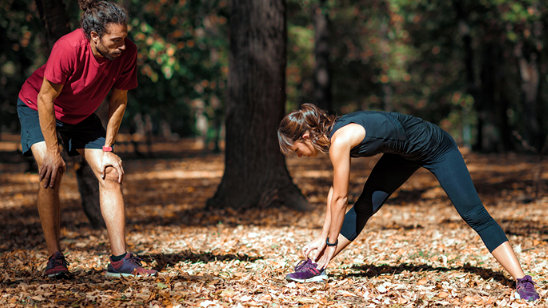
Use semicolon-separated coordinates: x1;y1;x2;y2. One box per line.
516;275;540;301
286;259;327;282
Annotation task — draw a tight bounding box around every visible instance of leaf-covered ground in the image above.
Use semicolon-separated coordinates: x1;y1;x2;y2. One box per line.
0;138;546;307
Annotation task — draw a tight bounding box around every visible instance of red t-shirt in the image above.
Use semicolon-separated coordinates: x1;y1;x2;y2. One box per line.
18;28;138;124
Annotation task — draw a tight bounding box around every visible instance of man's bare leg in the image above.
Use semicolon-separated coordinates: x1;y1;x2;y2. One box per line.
31;141;62;256
80;148;126;256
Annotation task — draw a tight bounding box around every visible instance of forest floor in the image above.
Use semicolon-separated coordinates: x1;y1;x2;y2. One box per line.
0;136;546;307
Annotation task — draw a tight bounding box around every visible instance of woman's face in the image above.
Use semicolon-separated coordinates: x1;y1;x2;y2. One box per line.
290;139;318;157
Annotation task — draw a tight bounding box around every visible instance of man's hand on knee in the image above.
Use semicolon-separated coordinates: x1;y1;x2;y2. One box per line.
39;150;66;188
100;152;124;183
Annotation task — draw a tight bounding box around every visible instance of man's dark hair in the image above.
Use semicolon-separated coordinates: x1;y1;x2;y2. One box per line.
79;0;127;39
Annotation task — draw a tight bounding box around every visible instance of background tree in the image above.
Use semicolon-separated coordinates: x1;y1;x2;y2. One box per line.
207;0;308;210
313;0;332;112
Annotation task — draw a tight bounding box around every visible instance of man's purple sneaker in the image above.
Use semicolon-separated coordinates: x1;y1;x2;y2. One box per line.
286;259;327;283
516;275;540;301
106;252;158;278
45;251;69;278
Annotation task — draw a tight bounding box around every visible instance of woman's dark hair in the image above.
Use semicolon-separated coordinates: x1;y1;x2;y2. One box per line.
79;0;127;40
278;103;338;154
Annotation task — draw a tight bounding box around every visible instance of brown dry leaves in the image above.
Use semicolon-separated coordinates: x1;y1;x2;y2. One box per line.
0;142;546;307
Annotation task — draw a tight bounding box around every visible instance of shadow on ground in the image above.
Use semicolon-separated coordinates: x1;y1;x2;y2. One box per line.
344;263;514;287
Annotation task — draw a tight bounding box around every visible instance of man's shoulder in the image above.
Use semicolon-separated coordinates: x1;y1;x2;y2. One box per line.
54;29;88;50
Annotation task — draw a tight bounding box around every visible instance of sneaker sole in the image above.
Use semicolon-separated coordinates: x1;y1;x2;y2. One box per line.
46;270;70;278
105;272;157;278
285;273;328;283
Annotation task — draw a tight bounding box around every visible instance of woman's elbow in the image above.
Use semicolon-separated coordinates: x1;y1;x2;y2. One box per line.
333;195;348;209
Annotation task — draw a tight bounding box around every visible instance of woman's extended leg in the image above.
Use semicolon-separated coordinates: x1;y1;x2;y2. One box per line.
424;146;525;278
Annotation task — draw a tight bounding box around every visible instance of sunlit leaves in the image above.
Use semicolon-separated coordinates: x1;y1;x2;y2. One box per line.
0;149;546;306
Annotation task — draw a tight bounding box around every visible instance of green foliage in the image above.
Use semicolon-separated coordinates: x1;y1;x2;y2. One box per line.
125;0;228;137
0;0;43;132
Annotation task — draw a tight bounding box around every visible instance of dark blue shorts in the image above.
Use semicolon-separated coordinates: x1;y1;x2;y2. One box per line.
16;98;106;156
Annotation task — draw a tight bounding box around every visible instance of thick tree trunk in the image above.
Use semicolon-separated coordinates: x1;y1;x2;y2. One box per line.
207;0;309;211
477;42;502;152
454;0;477;148
313;0;332;113
35;0;70;44
35;0;104;228
515;45;541;151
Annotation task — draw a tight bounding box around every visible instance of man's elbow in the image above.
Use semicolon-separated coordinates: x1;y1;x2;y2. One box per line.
37;93;54;108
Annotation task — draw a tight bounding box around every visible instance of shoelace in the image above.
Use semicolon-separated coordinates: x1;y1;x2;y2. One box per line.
295;259;311;271
48;254;68;267
127;254;144;266
518;277;537;291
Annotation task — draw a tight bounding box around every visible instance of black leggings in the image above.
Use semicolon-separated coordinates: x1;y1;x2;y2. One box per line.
340;145;508;252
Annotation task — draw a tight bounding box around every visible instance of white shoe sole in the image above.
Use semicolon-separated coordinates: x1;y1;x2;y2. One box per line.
105;272;157;278
286;273;328;283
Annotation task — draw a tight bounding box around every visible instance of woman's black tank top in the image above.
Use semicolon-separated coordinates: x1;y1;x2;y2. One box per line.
328;111;454;161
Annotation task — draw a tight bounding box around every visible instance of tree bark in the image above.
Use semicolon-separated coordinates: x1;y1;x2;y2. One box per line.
313;0;332;113
207;0;309;211
454;0;477;148
34;0;105;228
515;44;541;151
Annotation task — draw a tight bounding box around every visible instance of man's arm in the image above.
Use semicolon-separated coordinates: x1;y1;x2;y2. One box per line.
104;88;128;148
37;77;65;188
99;88;128;183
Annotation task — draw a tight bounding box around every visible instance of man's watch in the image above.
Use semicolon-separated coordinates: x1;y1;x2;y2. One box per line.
102;146;113;152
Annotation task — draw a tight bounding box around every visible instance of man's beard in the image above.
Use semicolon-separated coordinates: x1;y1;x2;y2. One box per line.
96;43;120;61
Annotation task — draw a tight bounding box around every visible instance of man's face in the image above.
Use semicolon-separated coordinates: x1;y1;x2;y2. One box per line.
91;23;128;60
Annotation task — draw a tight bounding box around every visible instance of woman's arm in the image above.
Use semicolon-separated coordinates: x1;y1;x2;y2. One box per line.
302;186;333;260
321;186;334;239
316;123;364;269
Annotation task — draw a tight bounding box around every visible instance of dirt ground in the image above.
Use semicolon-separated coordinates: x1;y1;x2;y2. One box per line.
0;136;546;307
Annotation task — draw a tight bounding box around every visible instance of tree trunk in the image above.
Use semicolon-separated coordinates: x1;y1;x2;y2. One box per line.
35;0;70;44
207;0;309;211
35;0;104;228
313;0;332;113
454;0;477;148
515;44;541;151
477;42;501;152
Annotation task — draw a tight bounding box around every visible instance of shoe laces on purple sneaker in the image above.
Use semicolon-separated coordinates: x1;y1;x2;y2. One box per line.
516;275;540;301
45;251;69;277
107;252;157;277
294;259;314;272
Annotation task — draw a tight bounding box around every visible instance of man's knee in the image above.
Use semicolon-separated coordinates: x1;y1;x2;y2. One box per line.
102;166;121;183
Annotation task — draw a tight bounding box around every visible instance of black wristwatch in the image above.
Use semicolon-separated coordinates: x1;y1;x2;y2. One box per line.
326;237;338;247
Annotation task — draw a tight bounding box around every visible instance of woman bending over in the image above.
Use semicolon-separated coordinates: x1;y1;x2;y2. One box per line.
278;104;539;301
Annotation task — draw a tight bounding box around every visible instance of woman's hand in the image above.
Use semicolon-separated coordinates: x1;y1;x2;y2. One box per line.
302;237;327;261
316;245;336;270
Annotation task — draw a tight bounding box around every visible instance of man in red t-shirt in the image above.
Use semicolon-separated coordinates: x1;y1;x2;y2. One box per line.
17;0;156;278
